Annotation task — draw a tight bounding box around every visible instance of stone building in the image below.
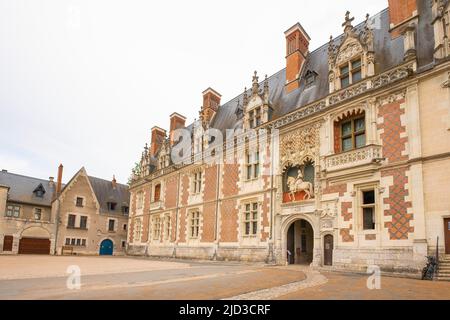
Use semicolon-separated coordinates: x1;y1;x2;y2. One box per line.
0;170;59;254
127;1;450;276
0;166;130;256
53;167;130;256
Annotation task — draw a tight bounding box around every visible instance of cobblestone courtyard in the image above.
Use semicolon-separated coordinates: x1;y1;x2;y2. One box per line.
0;256;449;300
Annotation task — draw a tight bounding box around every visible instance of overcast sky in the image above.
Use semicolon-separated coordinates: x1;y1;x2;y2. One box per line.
0;0;388;184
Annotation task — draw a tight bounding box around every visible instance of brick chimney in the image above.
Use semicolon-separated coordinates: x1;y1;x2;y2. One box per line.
56;164;63;194
200;88;221;127
388;0;418;38
284;23;310;94
150;126;166;157
169;112;187;146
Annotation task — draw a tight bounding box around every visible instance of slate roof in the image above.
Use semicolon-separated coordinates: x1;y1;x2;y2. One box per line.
210;6;434;133
0;171;59;207
87;176;130;214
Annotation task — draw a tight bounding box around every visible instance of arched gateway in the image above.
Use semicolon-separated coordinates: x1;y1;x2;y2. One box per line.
286;219;314;265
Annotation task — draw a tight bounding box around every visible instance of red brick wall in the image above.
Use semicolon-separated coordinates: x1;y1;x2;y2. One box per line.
171;211;177;242
204;165;218;201
141;214;150;242
340;202;354;243
222;163;239;197
201;202;216;242
220;199;238;242
323;183;347;196
382;167;414;240
388;0;417;26
378;99;408;163
165;177;178;208
179;208;187;243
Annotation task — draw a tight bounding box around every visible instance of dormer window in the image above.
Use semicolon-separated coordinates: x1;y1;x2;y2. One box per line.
249;107;261;129
340;59;362;88
304;70;318;88
107;202;117;211
33;184;46;198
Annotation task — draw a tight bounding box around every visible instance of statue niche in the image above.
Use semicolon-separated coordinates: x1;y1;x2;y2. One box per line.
283;160;315;203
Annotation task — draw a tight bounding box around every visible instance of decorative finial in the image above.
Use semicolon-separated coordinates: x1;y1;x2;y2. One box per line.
252;71;259;95
342;10;355;34
243;87;248;105
264;74;269;95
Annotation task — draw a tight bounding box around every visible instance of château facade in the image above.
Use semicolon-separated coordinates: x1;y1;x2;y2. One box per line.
127;0;450;275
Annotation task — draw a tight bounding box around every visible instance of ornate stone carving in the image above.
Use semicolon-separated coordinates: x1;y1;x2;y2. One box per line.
336;41;363;65
325;144;383;171
376;90;407;106
280;123;321;169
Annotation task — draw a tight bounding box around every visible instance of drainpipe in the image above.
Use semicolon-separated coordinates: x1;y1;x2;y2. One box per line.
53;164;63;255
213;161;221;260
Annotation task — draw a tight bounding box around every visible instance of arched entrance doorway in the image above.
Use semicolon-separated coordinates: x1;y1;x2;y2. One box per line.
99;239;113;256
286;219;314;265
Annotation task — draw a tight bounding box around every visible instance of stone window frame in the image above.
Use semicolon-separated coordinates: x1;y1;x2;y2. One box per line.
65;237;87;247
152;215;161;240
136;191;144;209
328;103;378;155
190;168;203;195
6;204;21;218
163;213;171;241
245;149;260;181
354;182;381;235
33;207;42;221
152;182;163;203
133;217;142;243
75;196;85;208
339;113;366;152
248;106;262;129
107;218;117;233
339;57;363;89
242;201;260;238
188;210;201;239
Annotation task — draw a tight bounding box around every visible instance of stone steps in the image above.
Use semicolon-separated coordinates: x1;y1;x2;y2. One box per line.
437;258;450;281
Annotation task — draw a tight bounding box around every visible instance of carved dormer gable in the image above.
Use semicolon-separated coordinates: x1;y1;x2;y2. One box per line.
242;71;272;130
328;11;376;93
157;140;170;170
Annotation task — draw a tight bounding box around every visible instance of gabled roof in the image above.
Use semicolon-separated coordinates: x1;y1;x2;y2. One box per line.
57;167;130;215
87;175;130;214
0;171;59;207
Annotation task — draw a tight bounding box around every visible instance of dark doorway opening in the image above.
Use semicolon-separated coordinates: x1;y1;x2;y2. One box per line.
286;219;314;265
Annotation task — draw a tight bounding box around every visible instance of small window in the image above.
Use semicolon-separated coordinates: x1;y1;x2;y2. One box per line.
340;58;362;88
107;202;117;211
153;217;161;240
122;206;129;215
362;190;376;230
76;197;84;207
108;219;115;232
137;191;144;208
134;219;142;241
65;238;70;245
6;205;20;218
34;208;42;220
121;240;126;248
81;239;86;246
71;238;76;245
164;215;171;240
68;214;76;228
190;211;200;238
244;203;258;236
341;117;366;152
76;238;81;246
154;184;161;202
246;151;260;180
80;216;88;229
123;224;127;231
192;172;202;194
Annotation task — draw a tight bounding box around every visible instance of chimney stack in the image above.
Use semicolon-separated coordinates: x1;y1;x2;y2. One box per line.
150;126;167;157
200;88;221;127
56;164;63;194
169;112;187;146
284;23;311;94
388;0;418;38
112;175;117;189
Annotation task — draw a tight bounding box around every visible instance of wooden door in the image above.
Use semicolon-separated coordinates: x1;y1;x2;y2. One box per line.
18;238;50;254
324;234;334;266
3;236;13;251
445;218;450;254
287;224;295;264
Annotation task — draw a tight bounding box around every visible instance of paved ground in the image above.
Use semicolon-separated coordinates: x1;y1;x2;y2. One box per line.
1;255;449;300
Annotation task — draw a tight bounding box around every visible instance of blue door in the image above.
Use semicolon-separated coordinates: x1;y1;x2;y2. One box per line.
99;239;113;255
